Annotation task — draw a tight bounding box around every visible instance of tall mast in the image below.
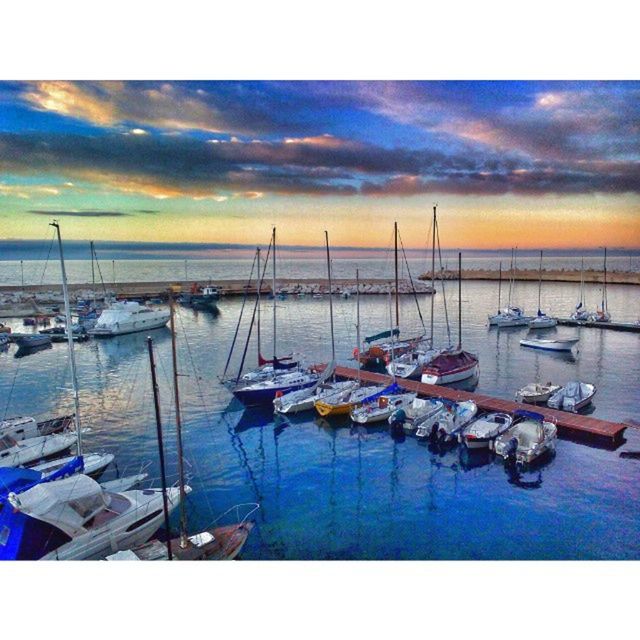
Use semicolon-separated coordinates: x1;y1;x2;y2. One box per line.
497;261;502;313
325;231;336;363
580;255;585;306
429;205;436;346
90;241;96;307
169;298;188;548
458;252;462;350
147;337;173;561
51;221;82;456
537;250;543;313
603;247;608;312
256;247;261;360
388;291;395;380
507;248;514;307
272;227;277;362
356;268;361;386
394;221;399;329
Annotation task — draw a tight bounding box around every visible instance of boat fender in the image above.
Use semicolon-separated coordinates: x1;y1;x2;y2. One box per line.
275;391;283;398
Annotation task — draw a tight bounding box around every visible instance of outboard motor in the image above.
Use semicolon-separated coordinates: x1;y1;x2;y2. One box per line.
429;422;440;441
389;408;406;429
503;437;519;464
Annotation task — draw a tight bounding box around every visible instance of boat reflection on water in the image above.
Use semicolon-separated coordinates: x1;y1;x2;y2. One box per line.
459;446;493;471
14;342;53;358
234;404;275;433
446;372;480;392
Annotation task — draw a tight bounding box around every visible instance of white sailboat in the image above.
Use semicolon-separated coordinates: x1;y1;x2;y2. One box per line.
495;248;533;327
529;250;557;329
570;256;591;320
589;247;611;322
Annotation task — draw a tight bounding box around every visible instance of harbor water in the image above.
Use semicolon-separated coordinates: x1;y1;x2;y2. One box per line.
1;279;639;559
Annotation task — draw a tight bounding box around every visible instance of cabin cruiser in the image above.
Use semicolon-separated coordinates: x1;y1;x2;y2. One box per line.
489;306;528;326
350;390;417;425
495;307;533;327
494;410;557;465
515;382;562;404
459;412;513;449
3;474;185;560
547;381;596;412
89;301;170;337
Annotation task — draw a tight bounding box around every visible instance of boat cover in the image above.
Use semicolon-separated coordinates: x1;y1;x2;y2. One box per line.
9;473;106;537
360;383;402;405
365;328;400;344
514;409;545;422
426;350;477;373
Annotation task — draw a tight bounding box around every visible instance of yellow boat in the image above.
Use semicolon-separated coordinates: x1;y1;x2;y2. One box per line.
314;384;385;418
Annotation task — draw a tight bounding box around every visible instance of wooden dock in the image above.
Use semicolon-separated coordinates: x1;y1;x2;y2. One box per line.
332;365;629;448
555;318;640;333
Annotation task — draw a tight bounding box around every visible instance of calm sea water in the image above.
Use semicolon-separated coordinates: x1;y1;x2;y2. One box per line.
1;279;639;559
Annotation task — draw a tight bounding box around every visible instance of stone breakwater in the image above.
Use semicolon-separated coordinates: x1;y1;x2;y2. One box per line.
418;268;639;285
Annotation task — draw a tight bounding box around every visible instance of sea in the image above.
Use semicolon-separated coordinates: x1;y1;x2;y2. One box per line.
1;263;639;559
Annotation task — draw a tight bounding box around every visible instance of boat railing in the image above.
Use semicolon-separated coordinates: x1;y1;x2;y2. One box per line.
210;502;260;527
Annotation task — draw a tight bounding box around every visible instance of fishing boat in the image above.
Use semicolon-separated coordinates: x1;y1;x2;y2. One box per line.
494;410;557;465
520;337;579;352
515;382;562;404
415;399;477;441
0;414;74;441
39;325;90;342
350;389;416;425
184;283;220;311
547;381;596;412
420;253;479;385
89;300;170;336
570;256;591;320
459;412;514;449
0;432;78;468
3;473;184;560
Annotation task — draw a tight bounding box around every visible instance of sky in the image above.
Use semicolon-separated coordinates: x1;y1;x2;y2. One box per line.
0;80;638;250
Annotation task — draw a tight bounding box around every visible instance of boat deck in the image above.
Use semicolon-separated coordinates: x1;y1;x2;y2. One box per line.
330;365;629;448
554;318;640;333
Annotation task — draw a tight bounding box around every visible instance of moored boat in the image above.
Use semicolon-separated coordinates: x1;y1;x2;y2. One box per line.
89;300;170;336
0;431;78;468
459;412;513;448
350;389;416;425
421;350;479;384
515;382;562;404
547;381;596;412
315;384;386;417
494;410;557;465
415;399;477;441
520;337;579;352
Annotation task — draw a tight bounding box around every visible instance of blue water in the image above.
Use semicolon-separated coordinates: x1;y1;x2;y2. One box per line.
1;279;639;559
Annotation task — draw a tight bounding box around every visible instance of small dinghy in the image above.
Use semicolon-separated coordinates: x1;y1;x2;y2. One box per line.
520;337;579;352
516;382;562;404
459;412;513;448
350;391;417;425
415;399;477;441
547;381;596;412
494;410;557;465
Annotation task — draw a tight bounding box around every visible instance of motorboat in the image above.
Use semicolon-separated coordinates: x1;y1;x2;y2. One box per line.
3;473;185;560
274;379;358;414
516;382;562;404
520;337;579;352
350;391;417;425
494;410;557;465
106;503;259;561
233;368;319;405
183;284;219;311
547;381;596;412
421;350;479;385
459;412;513;448
89;300;170;336
0;432;77;468
415;399;477;441
388;396;445;431
15;334;52;349
0;414;74;441
315;384;386;417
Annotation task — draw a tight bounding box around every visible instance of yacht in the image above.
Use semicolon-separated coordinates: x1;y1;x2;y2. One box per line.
89;301;170;337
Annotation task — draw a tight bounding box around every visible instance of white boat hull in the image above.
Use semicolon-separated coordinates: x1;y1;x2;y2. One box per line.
421;362;479;385
90;314;170;336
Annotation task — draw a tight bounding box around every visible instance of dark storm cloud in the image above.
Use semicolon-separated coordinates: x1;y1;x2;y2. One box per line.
29;209;130;217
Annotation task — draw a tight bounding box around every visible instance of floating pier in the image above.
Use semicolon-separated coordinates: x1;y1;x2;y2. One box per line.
554;318;640;333
331;365;629;448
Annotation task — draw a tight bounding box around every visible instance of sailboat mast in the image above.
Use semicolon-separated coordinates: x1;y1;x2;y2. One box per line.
356;268;361;385
507;248;514;307
256;247;261;360
272;227;277;361
90;241;96;306
146;337;174;561
51;221;82;456
537;250;543;312
388;291;395;376
458;252;462;350
325;231;336;362
497;261;502;313
394;221;399;329
580;255;585;306
603;247;608;312
429;206;436;346
169;298;188;548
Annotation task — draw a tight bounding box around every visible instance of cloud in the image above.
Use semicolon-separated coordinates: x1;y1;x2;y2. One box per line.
28;209;130;217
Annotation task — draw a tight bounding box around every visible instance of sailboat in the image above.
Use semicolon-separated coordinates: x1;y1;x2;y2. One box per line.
421;253;479;384
529;250;557;329
590;247;611;322
570;255;591;321
495;248;532;327
387;208;446;378
273;232;358;414
232;228;319;405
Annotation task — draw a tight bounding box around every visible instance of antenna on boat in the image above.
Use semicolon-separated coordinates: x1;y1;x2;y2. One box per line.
429;205;437;348
458;251;462;351
146;336;174;561
325;231;336;366
169;297;189;548
50;220;82;457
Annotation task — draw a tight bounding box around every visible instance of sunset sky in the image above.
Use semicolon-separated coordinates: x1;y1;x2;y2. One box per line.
0;80;638;250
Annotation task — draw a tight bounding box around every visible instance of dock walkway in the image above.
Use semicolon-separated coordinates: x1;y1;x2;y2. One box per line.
332;365;628;448
555;318;640;333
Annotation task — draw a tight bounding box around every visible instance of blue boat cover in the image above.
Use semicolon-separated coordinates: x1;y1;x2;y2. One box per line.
273;358;298;370
360;383;402;404
514;409;545;421
364;328;400;344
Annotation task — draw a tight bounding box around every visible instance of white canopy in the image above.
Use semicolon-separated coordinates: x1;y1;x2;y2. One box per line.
9;474;107;537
